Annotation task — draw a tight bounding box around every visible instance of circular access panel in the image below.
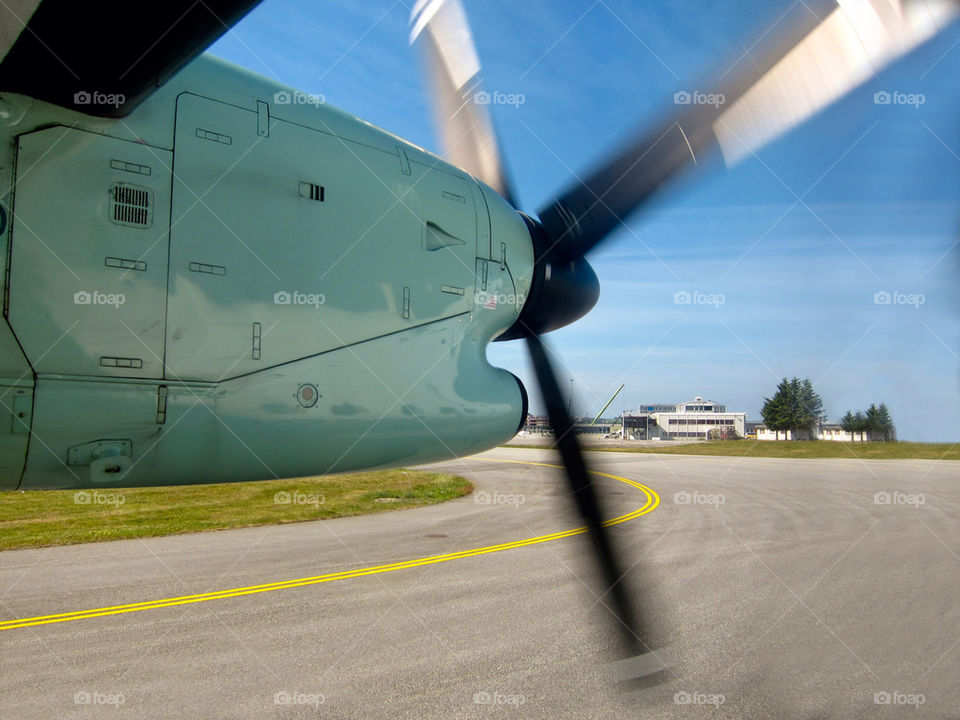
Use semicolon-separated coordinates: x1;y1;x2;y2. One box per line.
296;383;319;408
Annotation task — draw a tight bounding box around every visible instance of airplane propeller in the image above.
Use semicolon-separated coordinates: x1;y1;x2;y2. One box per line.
411;0;957;674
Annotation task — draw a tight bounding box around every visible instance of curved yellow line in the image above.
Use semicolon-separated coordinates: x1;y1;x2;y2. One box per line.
0;458;659;632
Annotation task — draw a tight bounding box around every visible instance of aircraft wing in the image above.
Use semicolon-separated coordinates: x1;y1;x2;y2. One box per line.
0;0;264;117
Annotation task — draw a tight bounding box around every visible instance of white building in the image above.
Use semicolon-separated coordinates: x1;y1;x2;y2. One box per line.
819;425;853;442
756;424;862;441
625;396;746;440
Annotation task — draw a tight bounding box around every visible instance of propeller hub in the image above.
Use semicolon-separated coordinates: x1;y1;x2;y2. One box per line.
496;214;600;341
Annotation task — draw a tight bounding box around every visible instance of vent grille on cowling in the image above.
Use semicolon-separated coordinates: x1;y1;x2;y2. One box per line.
298;181;324;202
109;183;152;228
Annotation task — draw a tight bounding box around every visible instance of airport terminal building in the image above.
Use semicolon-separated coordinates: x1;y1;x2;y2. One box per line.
623;396;746;440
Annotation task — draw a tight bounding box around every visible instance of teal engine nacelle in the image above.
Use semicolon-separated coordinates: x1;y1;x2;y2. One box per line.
0;56;533;489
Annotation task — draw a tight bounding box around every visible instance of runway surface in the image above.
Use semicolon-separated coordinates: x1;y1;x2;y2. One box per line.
1;447;959;719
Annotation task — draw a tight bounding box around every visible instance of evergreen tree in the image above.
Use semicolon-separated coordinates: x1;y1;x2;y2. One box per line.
840;404;895;442
795;378;824;434
853;411;867;441
877;403;895;441
788;378;803;434
762;377;824;439
761;379;792;439
840;410;856;442
865;404;880;435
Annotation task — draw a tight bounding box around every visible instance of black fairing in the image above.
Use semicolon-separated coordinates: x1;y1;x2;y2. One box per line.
496;214;600;341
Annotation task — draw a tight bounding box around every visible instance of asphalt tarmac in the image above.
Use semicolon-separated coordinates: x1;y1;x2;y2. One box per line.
1;447;958;719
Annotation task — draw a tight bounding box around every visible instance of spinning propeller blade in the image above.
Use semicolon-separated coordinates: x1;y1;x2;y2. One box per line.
411;0;957;673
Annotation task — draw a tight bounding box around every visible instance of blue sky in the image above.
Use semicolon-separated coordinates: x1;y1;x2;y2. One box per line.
211;1;960;441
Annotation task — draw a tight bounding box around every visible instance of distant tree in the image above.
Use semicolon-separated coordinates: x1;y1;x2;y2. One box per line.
877;403;895;441
840;410;858;441
853;411;867;440
839;403;896;442
761;377;823;440
761;379;792;439
794;378;824;436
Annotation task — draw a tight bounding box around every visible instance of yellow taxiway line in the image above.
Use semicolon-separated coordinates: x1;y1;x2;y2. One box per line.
0;458;659;632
